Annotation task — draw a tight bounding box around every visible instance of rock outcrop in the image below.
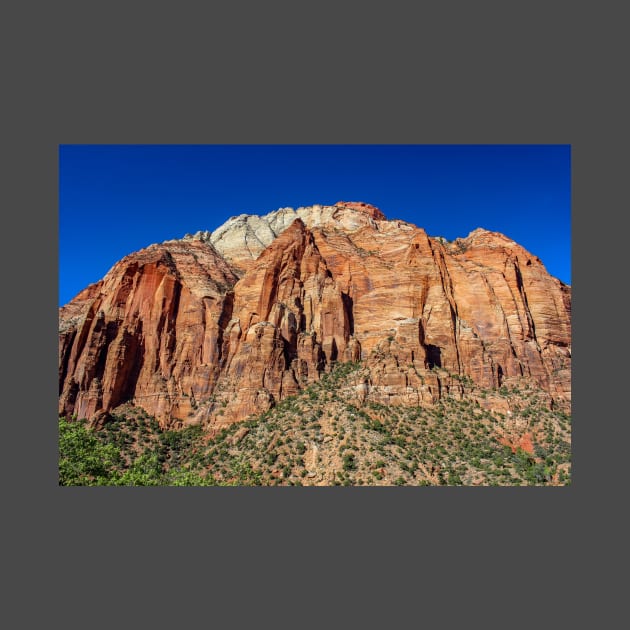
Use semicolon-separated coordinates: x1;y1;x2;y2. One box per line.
59;201;571;429
59;239;239;424
207;201;386;272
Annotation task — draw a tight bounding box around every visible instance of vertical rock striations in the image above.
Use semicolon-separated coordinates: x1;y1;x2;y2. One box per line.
59;239;239;426
59;202;571;428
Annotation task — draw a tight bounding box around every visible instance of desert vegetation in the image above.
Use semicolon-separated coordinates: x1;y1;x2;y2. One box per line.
60;361;571;487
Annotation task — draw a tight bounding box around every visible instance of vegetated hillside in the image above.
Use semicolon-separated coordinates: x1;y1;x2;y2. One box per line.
59;361;571;486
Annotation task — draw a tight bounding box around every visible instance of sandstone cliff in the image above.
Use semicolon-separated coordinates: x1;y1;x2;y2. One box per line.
59;239;239;423
59;201;571;429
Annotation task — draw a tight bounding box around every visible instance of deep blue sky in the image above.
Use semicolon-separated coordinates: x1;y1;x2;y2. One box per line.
59;145;571;306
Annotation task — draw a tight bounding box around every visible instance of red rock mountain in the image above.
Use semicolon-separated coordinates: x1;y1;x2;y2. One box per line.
59;202;571;429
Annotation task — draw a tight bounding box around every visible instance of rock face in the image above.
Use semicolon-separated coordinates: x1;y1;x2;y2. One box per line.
59;239;239;423
59;202;571;429
207;201;386;272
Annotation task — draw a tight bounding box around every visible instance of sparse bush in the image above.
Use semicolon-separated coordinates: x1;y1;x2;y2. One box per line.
343;453;356;471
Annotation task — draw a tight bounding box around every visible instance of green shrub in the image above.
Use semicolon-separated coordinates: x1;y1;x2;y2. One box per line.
342;453;356;471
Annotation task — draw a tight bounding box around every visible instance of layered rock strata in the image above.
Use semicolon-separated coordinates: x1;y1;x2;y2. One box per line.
59;201;571;428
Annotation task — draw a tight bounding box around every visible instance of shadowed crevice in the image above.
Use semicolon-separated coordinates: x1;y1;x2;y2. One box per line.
341;292;354;336
424;344;441;369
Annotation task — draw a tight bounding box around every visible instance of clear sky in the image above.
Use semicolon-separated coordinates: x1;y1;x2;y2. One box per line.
59;144;571;306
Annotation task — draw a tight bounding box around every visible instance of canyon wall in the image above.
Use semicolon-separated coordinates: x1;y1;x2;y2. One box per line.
59;202;571;428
